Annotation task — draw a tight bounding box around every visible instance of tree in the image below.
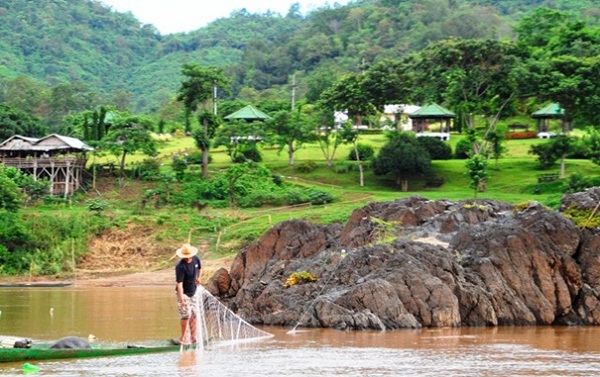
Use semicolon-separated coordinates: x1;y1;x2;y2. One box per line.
47;82;98;132
319;72;377;127
465;154;488;200
363;59;413;111
101;114;157;173
371;132;431;191
310;109;346;168
316;73;378;171
338;121;365;186
585;127;600;166
551;135;573;179
485;128;506;169
177;64;230;177
265;106;316;166
192;112;220;177
0;75;49;117
0;167;25;212
0;104;46;140
528;135;573;177
412;38;521;154
516;9;600;128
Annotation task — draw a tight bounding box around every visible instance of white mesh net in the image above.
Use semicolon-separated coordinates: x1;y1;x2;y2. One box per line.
189;286;273;349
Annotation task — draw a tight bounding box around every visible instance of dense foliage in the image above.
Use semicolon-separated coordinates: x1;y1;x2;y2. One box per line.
2;0;600;120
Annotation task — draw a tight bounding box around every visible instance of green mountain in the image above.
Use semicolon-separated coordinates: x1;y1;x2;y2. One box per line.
1;0;600;117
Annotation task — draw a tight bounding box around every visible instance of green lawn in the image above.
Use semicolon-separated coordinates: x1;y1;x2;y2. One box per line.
93;132;598;211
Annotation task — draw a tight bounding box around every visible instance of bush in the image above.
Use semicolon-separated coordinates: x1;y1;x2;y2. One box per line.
505;131;537;139
564;173;600;193
136;158;161;181
567;138;591;159
296;161;318;173
332;161;352;173
348;143;375;161
416;137;452;160
307;189;334;205
171;157;187;181
233;144;262;163
454;139;472;159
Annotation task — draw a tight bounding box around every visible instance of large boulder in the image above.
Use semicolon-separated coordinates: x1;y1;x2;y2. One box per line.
207;193;600;329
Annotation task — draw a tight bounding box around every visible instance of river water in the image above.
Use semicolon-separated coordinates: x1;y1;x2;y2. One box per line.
1;286;600;376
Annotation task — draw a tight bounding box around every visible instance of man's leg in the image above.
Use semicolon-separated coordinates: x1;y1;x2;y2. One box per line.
180;317;190;344
189;316;197;344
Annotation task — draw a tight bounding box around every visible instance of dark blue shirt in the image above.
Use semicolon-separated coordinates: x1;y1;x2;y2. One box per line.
175;255;201;297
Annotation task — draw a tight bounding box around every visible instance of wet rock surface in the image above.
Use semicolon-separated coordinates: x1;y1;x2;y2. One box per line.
207;192;600;329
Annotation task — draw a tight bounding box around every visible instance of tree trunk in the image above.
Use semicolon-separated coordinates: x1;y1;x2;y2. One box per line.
560;155;566;179
202;148;209;178
119;151;127;172
354;143;364;187
288;141;295;166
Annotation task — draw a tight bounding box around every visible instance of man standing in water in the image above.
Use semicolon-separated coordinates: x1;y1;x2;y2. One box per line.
175;244;202;345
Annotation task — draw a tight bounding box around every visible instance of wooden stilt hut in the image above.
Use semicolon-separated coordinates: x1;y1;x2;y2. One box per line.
0;134;94;198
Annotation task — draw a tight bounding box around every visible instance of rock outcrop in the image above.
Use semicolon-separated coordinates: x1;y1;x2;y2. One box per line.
205;191;600;329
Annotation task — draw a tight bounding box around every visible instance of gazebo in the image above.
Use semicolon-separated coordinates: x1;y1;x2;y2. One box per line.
0;134;93;197
408;103;455;141
223;105;272;122
531;103;564;133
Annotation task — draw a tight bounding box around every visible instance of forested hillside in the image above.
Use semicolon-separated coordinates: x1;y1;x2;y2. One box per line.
1;0;600;125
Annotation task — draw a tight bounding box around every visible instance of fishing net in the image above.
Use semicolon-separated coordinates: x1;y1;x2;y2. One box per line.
191;286;273;348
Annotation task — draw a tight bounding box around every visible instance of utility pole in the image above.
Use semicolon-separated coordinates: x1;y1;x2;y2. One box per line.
213;79;218;115
291;73;297;110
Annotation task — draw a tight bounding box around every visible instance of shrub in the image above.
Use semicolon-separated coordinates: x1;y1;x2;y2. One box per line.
233;144;262;163
333;161;352;173
295;161;318;173
505;131;537;139
564;173;600;193
87;197;108;214
136;158;161;181
417;137;452;160
171;157;187;181
348;143;375;161
307;189;334;205
454;139;472;159
564;206;600;229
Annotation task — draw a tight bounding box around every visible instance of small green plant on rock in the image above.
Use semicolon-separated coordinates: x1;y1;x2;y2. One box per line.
284;271;317;288
513;201;533;214
564;206;600;229
370;217;401;245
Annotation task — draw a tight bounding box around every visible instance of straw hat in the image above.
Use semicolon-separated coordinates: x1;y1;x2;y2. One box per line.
176;244;199;259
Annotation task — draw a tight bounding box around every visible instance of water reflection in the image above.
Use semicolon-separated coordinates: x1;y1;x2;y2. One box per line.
1;287;600;376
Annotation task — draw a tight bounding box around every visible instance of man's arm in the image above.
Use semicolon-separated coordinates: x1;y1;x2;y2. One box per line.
176;282;186;308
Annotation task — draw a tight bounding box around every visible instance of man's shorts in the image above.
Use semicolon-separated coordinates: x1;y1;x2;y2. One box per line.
177;293;198;319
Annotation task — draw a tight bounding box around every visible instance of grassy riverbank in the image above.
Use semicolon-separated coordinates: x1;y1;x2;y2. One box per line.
7;132;599;278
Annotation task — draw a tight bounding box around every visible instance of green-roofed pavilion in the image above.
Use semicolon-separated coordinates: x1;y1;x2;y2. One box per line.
531;103;565;133
408;103;455;133
531;103;564;118
224;105;272;122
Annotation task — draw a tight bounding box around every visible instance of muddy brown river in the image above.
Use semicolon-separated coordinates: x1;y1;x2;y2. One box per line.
1;286;600;376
